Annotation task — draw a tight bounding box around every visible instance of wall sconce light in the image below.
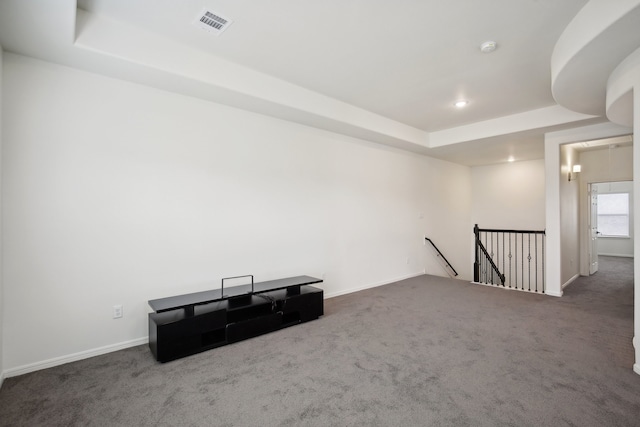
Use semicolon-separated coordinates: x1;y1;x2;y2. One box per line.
568;164;581;181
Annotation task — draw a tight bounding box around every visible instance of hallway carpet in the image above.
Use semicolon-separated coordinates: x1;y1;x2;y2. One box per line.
0;256;638;426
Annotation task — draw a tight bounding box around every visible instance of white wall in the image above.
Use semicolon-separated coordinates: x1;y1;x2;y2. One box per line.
593;181;634;257
1;53;472;374
560;144;580;286
634;77;640;377
579;146;633;182
578;146;633;274
470;159;546;290
0;45;4;388
471;159;545;230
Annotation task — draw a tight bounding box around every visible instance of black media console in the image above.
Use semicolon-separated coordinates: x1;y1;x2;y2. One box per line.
148;275;324;362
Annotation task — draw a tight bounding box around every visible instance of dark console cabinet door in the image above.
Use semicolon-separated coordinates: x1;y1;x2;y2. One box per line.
286;289;324;321
226;312;283;343
149;306;228;362
280;288;323;325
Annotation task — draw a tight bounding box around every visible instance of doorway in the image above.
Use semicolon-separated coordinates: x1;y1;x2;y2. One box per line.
585;180;634;276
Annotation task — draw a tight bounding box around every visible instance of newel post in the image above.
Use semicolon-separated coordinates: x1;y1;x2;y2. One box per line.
473;224;480;283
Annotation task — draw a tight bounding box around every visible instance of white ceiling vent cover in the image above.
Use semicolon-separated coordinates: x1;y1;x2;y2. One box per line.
193;9;233;35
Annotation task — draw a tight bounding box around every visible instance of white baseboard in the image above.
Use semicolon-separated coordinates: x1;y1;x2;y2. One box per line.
561;273;580;290
1;273;423;379
0;272;446;381
471;281;549;296
545;290;563;297
324;271;426;299
598;253;634;258
3;337;148;379
634;364;640;376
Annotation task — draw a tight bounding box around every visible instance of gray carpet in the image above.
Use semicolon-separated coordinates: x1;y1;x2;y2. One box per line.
1;256;639;426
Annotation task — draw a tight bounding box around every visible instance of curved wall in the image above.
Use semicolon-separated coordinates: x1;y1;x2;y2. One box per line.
551;0;640;375
552;0;640;115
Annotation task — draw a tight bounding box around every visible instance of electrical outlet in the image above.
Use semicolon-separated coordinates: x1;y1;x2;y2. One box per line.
113;305;123;319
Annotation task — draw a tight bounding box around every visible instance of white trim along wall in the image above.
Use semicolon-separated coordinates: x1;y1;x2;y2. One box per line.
0;45;4;389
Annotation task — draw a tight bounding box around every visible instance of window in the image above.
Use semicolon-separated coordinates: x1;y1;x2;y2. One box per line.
597;193;630;237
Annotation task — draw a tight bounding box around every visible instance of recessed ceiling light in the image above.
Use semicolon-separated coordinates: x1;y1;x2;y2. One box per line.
480;41;497;53
454;100;468;108
507;156;515;162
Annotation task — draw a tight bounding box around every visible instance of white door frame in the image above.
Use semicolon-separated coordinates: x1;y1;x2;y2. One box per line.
588;183;599;274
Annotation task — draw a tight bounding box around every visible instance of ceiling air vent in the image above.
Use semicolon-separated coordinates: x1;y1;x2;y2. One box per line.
193;9;233;35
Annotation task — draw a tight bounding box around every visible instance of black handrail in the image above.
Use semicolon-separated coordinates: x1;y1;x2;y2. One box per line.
425;237;458;277
475;228;545;235
475;237;505;286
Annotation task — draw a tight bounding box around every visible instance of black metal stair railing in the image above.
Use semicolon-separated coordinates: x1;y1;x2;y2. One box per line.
473;224;546;293
475;232;505;286
425;237;458;277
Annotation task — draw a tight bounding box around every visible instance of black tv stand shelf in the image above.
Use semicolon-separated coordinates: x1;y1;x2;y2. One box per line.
148;275;324;362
